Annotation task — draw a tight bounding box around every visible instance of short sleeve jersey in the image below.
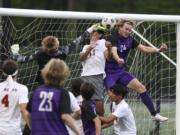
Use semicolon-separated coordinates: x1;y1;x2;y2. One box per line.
33;48;67;84
106;31;139;71
112;100;136;135
0;81;28;131
81;100;102;135
27;85;71;135
80;39;107;77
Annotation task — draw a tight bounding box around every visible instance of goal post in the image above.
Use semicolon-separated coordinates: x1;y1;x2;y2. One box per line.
176;22;180;135
0;8;178;135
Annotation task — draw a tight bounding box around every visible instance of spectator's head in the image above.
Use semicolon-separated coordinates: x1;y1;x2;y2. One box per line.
2;59;18;78
71;78;84;97
108;84;128;102
42;36;59;54
117;19;134;38
80;82;95;100
42;59;70;86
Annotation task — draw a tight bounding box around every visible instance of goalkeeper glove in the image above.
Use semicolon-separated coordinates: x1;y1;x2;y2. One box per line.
87;23;100;33
11;44;20;55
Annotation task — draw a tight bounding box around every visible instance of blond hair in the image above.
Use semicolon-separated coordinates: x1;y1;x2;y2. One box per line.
41;36;59;53
42;59;70;86
117;19;134;28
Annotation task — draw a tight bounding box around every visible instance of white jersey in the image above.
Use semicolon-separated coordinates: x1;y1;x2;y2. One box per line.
76;95;83;106
67;92;84;135
81;39;107;78
69;91;80;112
112;100;136;135
0;80;28;135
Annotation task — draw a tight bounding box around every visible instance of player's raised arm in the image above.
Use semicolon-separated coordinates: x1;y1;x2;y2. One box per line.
64;23;100;55
10;44;34;62
137;43;168;53
104;41;112;60
111;46;125;64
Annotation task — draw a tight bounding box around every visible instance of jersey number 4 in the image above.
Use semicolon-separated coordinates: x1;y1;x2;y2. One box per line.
1;94;9;107
39;91;54;112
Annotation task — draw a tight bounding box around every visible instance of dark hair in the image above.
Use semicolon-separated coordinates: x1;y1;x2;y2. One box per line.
80;82;95;100
96;30;105;35
71;78;84;97
110;84;128;98
2;59;18;75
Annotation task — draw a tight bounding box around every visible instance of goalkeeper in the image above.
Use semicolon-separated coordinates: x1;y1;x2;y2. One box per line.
11;24;97;85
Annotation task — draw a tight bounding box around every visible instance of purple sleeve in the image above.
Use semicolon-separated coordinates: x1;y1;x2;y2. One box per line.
132;38;139;49
59;89;71;114
82;102;97;120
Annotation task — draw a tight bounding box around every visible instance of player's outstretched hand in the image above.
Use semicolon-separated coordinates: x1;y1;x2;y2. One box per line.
11;44;20;55
158;43;167;52
89;39;97;49
116;58;125;65
87;23;100;33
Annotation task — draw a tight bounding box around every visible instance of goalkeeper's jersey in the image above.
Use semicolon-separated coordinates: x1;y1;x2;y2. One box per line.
33;48;67;84
16;31;90;85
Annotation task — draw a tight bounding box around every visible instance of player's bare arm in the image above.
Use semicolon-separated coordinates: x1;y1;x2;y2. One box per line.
93;117;101;135
137;43;167;53
99;114;117;123
71;110;81;120
104;41;112;60
61;113;81;135
79;39;97;62
111;46;125;64
19;103;31;129
101;121;114;129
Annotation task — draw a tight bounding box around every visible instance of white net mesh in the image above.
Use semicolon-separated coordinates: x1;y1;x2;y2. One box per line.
0;17;176;135
126;22;176;135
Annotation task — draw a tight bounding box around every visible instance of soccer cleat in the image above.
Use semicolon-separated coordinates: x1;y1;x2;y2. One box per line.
152;114;168;122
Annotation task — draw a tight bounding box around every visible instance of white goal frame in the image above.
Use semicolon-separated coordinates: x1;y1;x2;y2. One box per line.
0;8;179;135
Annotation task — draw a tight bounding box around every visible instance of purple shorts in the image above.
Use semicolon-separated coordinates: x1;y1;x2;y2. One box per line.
104;68;135;89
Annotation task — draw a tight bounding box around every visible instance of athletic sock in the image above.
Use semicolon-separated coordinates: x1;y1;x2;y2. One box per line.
140;91;156;116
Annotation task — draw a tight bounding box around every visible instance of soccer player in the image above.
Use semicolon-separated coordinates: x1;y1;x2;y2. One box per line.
105;19;168;122
11;24;98;85
71;78;84;106
100;84;136;135
66;78;84;135
80;24;111;116
80;82;102;135
0;59;29;135
26;59;81;135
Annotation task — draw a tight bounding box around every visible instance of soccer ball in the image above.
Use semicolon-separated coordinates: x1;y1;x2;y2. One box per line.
101;17;116;29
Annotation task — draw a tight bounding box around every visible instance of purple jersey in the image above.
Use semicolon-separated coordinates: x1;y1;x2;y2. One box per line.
81;100;102;135
104;32;138;89
105;32;138;73
27;86;70;135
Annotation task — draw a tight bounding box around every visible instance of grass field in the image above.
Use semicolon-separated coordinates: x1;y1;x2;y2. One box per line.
103;100;175;135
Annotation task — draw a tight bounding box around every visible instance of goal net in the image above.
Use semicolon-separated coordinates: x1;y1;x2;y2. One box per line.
0;8;177;135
